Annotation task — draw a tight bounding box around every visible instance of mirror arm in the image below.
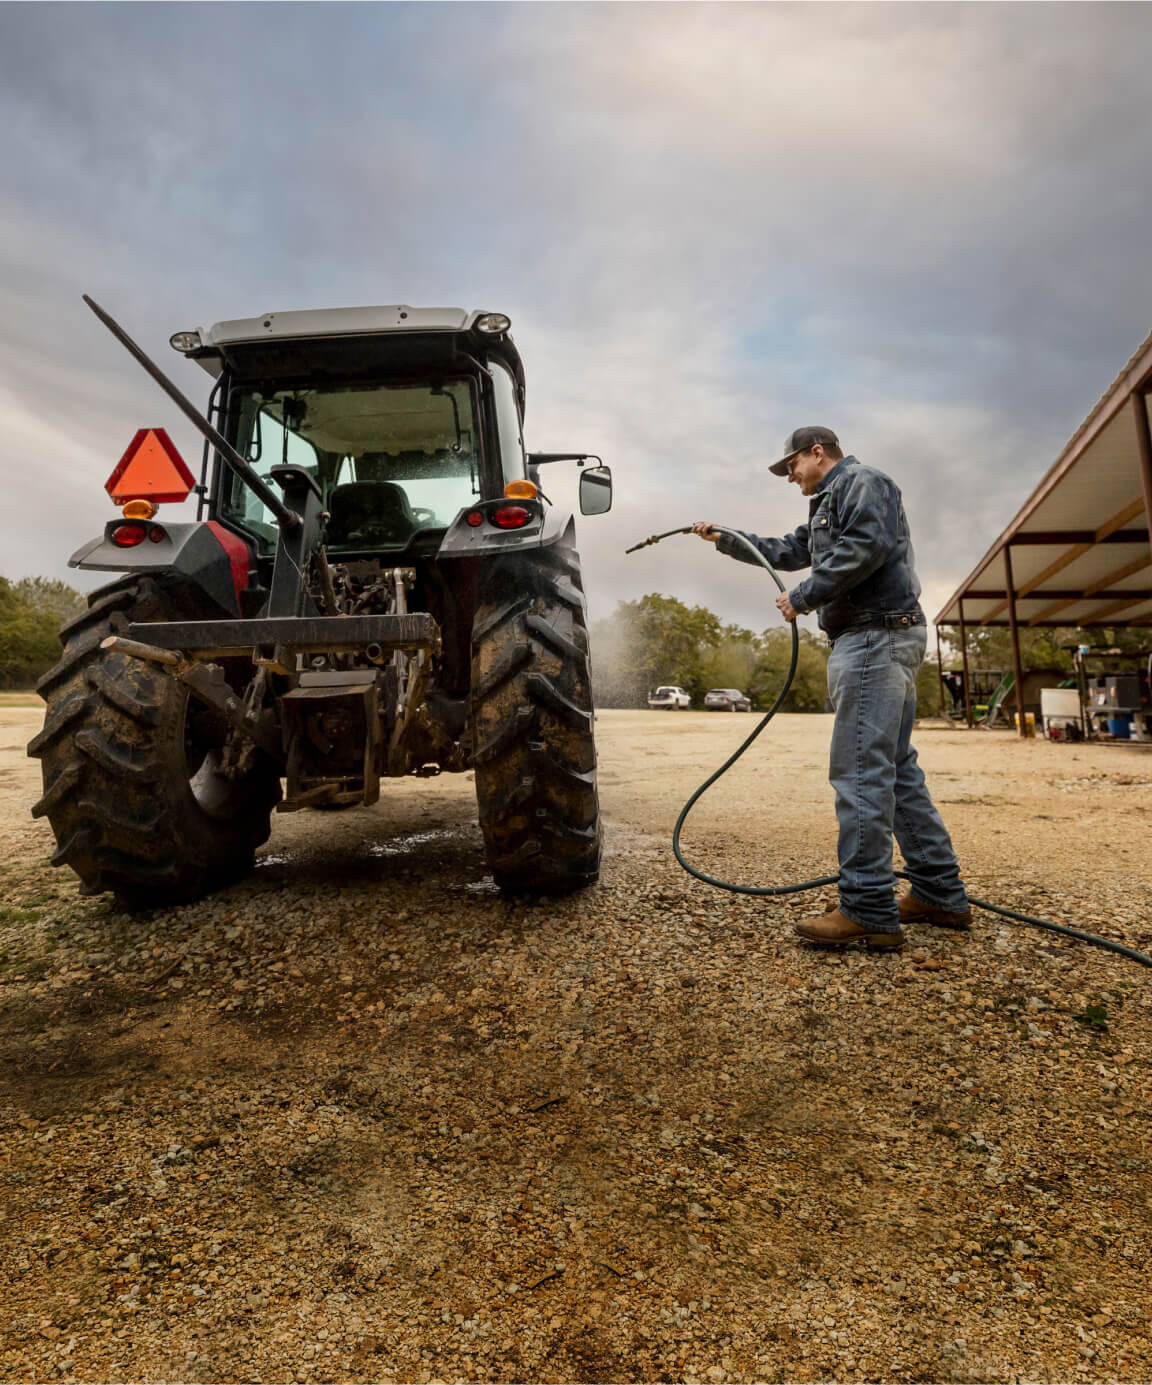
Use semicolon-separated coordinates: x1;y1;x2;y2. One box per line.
527;452;602;468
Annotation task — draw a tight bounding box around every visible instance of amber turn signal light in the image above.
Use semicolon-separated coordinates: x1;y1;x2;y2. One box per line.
503;480;538;500
122;499;158;520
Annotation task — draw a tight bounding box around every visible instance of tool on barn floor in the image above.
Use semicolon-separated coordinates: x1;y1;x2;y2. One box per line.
627;525;1152;970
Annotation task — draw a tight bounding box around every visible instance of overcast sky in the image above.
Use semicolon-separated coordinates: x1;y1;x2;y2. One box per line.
2;2;1151;634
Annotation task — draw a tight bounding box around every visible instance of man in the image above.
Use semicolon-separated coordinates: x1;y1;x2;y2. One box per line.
692;426;970;949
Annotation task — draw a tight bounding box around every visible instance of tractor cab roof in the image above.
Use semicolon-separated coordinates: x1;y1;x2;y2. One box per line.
176;304;526;403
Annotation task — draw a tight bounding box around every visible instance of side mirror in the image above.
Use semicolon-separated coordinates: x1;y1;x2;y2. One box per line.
579;465;612;516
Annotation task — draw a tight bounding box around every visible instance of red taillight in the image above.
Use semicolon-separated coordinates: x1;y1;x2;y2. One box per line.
492;505;532;530
465;511;484;527
111;522;147;548
148;525;166;543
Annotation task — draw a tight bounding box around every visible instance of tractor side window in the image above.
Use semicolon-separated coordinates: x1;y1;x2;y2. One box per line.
490;360;526;484
225;397;322;549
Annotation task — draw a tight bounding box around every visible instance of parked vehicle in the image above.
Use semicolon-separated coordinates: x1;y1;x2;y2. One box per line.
647;685;692;710
704;687;752;712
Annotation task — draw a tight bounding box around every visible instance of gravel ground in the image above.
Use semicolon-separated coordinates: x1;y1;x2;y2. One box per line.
2;702;1151;1384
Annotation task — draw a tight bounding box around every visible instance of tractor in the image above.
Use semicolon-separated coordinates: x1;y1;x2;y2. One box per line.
30;301;610;904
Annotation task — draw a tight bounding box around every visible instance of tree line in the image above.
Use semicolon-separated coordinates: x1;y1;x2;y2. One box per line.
588;594;1152;715
0;578;85;689
589;592;943;714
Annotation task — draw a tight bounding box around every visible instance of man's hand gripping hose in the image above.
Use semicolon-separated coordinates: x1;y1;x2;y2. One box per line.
628;525;1152;969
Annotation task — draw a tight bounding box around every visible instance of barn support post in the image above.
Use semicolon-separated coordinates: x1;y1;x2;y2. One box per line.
958;601;974;728
935;625;947;719
1003;544;1028;738
1133;389;1152;544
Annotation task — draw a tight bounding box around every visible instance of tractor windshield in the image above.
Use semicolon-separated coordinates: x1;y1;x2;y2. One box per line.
222;379;480;551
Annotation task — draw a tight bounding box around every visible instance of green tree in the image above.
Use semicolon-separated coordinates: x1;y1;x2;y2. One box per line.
700;623;760;700
14;577;86;627
0;576;74;689
591;593;724;707
751;627;830;712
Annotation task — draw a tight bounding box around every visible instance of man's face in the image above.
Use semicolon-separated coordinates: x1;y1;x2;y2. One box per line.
785;446;827;496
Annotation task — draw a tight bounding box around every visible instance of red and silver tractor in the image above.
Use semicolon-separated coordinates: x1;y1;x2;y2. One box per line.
30;301;610;904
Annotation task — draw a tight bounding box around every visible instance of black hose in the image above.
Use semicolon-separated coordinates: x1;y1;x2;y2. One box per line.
634;525;1152;969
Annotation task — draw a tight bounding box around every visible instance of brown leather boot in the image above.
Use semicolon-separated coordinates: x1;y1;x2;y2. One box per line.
898;893;973;930
794;907;905;949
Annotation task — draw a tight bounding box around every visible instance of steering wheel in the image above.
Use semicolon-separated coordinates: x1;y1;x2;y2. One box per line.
410;508;437;526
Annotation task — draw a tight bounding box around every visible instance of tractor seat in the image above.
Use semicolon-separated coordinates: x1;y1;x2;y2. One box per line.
325;480;417;547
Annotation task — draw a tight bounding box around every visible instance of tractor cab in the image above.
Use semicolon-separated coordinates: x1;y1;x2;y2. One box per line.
175;306;532;563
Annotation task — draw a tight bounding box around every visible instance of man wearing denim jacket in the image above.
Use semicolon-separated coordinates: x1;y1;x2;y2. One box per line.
692;426;970;948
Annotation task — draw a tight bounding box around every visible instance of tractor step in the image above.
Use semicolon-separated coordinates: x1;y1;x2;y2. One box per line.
127;613;440;658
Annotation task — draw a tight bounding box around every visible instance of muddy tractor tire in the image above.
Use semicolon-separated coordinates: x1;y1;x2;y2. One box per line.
29;577;281;907
470;544;601;892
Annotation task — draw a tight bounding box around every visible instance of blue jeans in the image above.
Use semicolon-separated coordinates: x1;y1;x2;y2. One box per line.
827;626;968;931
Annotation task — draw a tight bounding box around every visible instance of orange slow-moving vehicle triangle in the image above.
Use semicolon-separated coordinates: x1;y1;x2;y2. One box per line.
105;428;196;504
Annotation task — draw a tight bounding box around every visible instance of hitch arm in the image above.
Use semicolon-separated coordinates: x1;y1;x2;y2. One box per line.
101;636;281;759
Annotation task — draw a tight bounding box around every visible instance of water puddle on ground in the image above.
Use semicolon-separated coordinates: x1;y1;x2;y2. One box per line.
254;827;480;877
452;875;500;897
254;851;293;868
368;827;469;858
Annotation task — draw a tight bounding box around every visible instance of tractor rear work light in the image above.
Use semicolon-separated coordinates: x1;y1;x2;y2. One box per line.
465;510;485;527
492;505;532;529
169;330;202;353
122;499;157;520
503;480;538;500
111;522;147;548
475;313;511;335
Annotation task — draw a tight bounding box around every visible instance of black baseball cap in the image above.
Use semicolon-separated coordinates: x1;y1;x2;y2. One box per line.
770;425;839;476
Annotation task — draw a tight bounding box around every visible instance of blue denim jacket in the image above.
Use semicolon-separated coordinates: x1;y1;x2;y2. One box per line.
716;456;923;641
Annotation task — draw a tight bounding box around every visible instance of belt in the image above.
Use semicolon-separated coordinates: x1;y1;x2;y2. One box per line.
876;610;925;629
829;610;925;642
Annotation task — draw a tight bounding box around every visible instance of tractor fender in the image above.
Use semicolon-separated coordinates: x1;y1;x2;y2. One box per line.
68;520;254;617
435;500;575;559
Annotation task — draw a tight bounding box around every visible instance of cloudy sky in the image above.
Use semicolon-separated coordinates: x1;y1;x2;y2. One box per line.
2;2;1151;634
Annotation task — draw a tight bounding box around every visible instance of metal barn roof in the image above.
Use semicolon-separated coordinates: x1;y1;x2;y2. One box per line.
935;329;1152;631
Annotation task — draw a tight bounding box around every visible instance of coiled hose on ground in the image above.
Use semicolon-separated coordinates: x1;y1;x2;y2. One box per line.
625;524;1152;969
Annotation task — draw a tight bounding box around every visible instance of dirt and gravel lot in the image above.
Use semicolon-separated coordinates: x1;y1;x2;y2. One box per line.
2;699;1151;1384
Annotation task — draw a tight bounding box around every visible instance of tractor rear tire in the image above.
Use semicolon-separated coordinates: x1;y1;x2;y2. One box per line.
470;543;601;893
29;577;281;907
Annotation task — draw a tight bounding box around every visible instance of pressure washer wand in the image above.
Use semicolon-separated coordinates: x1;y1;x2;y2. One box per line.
624;526;693;554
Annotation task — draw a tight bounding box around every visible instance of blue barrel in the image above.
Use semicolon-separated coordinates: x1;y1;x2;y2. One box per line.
1107;715;1133;739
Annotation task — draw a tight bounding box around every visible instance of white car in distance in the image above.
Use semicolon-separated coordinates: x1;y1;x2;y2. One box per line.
647;685;692;710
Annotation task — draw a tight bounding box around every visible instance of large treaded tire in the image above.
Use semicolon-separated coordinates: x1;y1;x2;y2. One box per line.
470;543;601;893
29;577;281;907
